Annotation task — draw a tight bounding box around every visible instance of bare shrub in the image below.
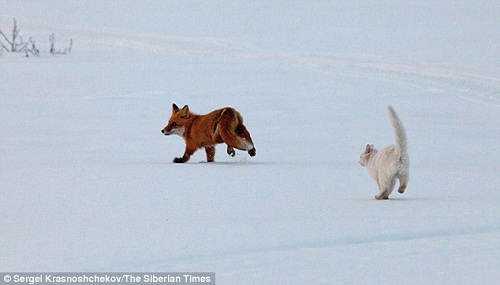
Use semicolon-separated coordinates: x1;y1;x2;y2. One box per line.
1;18;72;57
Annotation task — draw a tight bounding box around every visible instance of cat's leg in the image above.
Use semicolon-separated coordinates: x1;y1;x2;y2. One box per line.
375;176;395;200
375;191;389;200
385;177;397;197
398;174;408;194
375;180;388;200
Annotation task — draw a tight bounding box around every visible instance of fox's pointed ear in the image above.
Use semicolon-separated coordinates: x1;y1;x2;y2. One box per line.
180;105;190;118
172;103;180;112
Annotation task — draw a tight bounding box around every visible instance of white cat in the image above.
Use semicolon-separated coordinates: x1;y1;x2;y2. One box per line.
359;105;409;200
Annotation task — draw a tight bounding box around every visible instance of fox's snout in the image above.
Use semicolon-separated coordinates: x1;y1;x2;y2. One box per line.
161;124;184;136
161;128;175;136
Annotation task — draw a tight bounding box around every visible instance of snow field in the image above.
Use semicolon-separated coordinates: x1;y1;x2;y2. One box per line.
1;1;499;284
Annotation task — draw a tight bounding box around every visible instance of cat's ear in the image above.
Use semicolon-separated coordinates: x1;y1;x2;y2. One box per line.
365;144;372;153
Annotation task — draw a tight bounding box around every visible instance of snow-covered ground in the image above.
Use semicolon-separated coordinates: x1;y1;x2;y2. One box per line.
1;1;499;284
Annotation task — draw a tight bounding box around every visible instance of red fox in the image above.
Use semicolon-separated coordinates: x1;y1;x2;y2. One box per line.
161;104;256;163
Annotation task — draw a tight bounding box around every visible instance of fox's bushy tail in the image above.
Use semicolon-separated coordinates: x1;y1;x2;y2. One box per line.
388;105;407;156
219;108;255;151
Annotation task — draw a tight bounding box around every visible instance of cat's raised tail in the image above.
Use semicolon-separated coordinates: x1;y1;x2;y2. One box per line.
388;105;407;156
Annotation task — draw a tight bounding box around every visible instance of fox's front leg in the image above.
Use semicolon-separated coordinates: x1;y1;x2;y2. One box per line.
173;147;196;163
205;146;216;162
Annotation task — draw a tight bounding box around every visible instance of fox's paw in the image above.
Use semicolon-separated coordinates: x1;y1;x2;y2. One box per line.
173;157;185;163
227;147;236;157
248;148;256;157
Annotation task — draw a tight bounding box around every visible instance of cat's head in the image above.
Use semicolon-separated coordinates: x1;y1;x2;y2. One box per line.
358;144;375;166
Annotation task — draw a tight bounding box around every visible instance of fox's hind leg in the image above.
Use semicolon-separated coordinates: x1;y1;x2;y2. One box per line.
236;125;256;156
226;146;235;157
219;109;256;157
